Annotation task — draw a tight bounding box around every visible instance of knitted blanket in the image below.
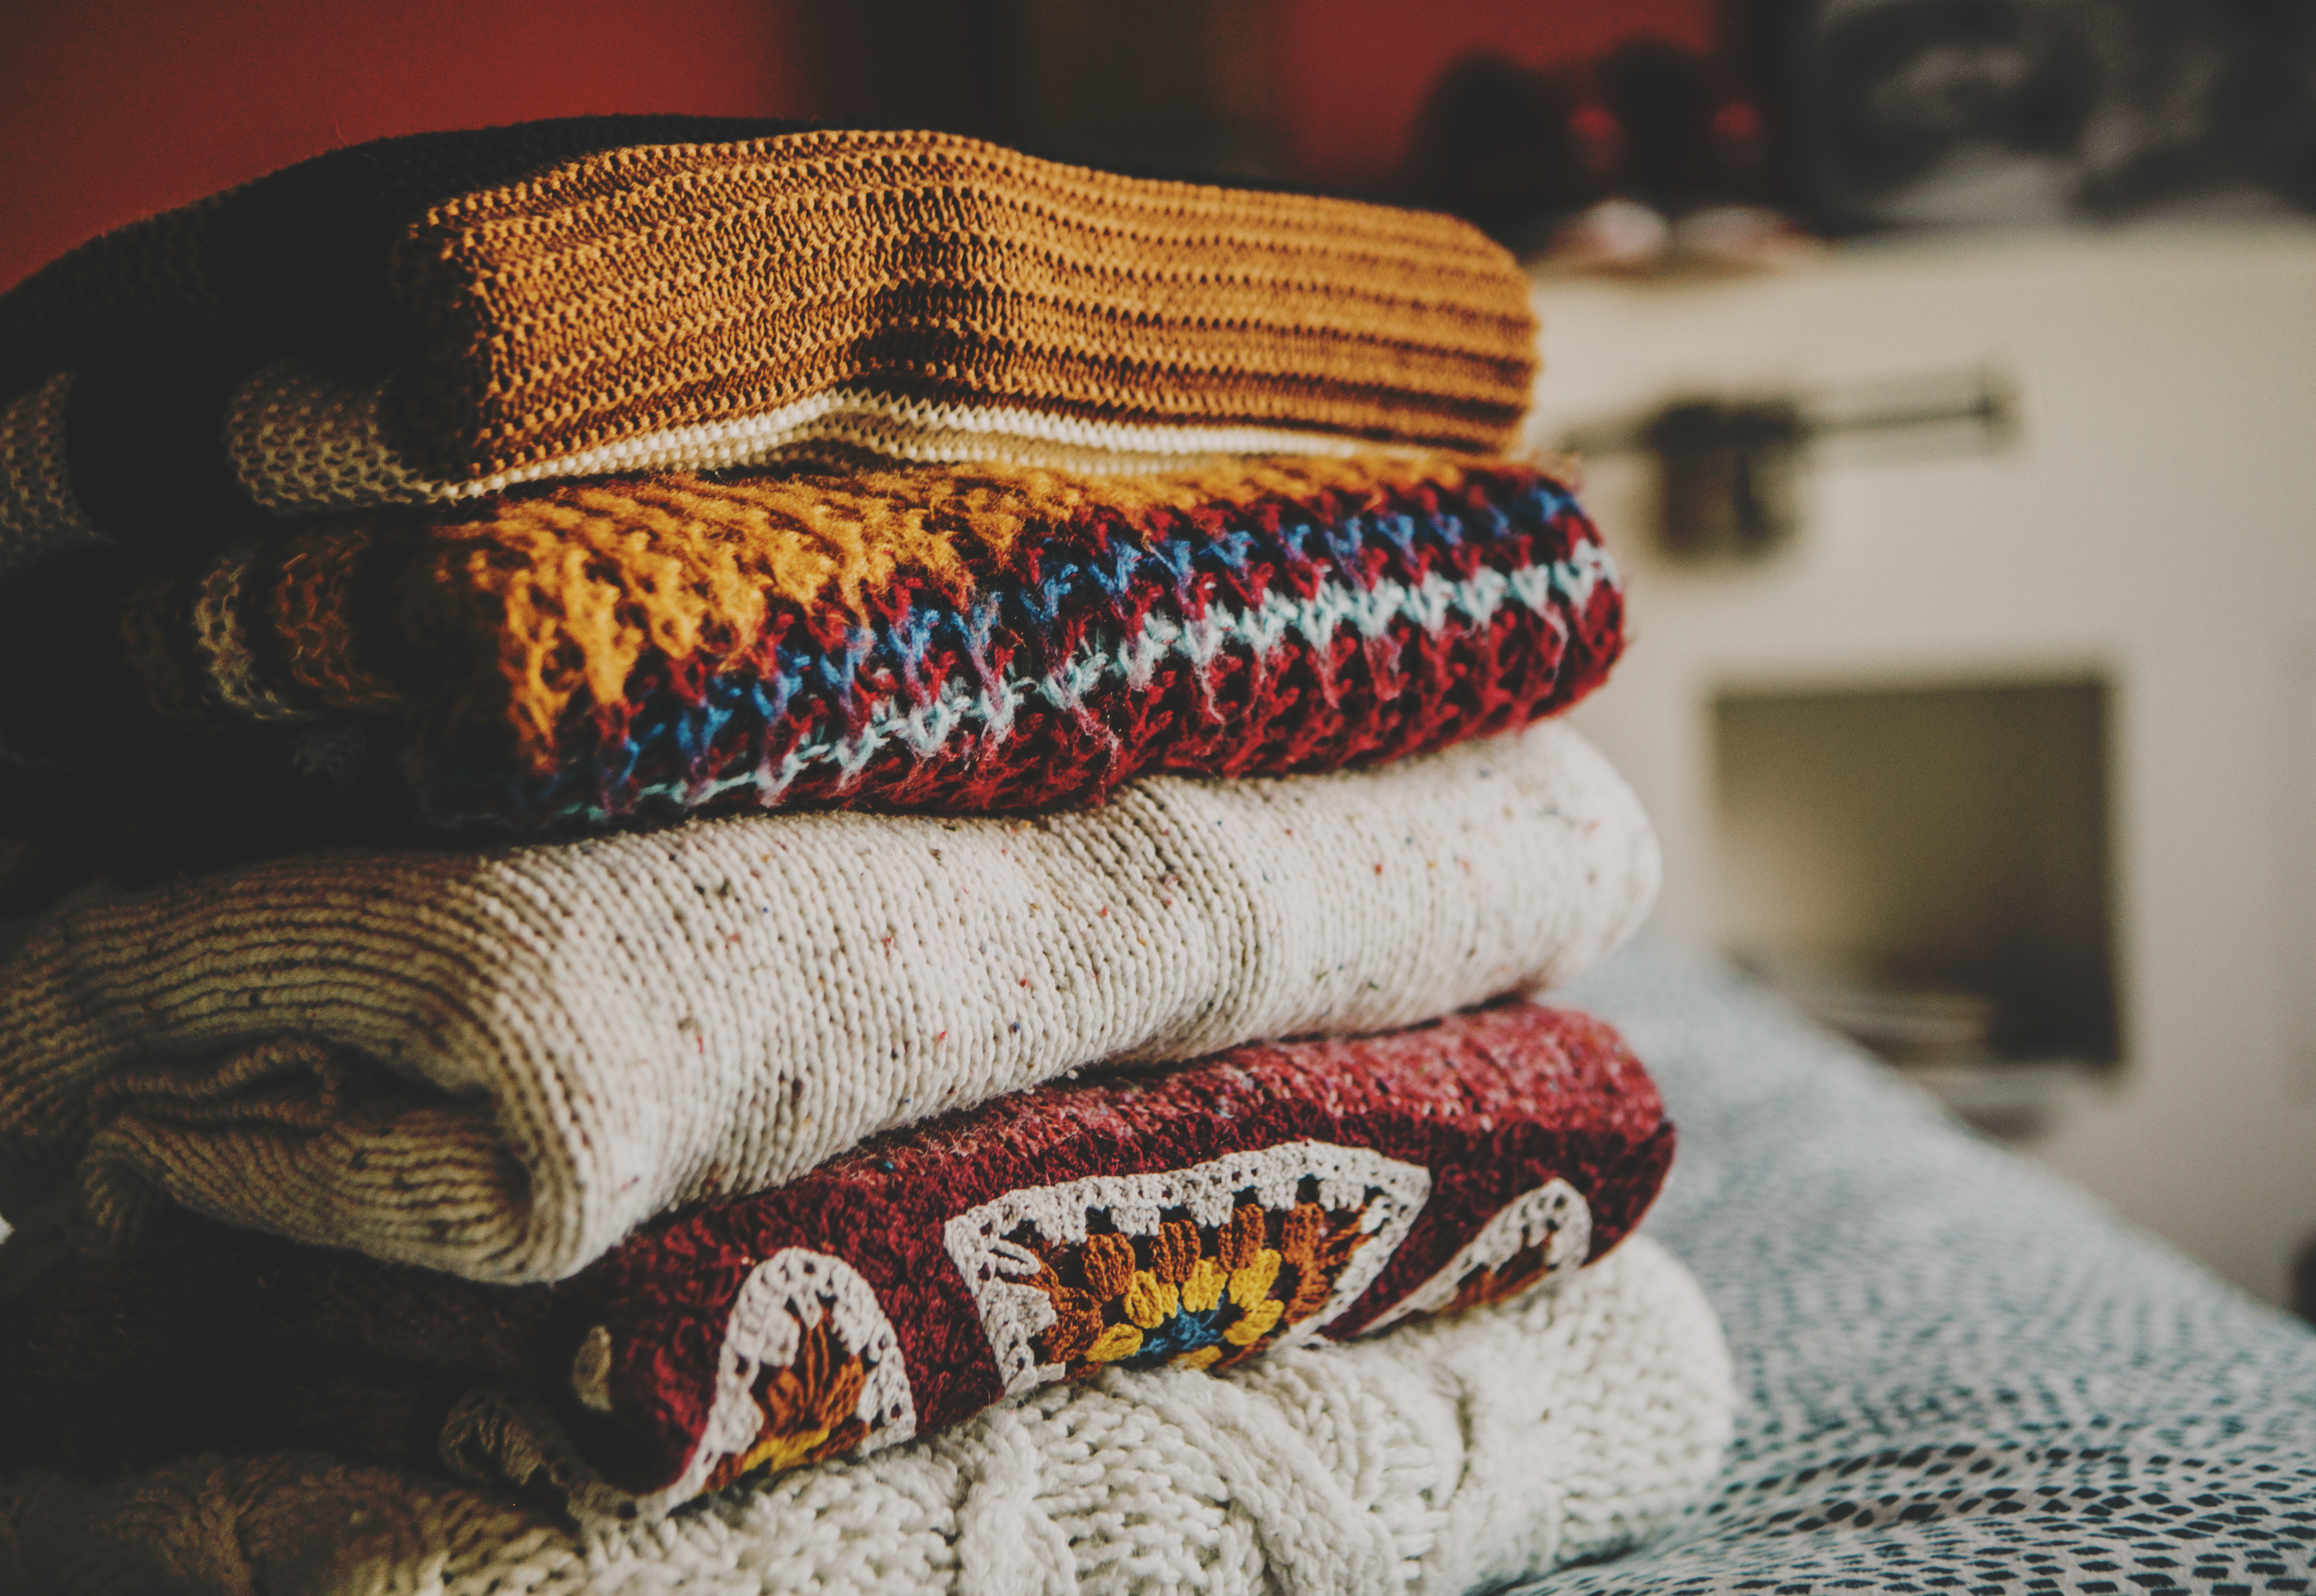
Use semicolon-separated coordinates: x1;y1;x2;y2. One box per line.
0;119;1535;577
0;456;1620;864
0;723;1658;1284
0;1001;1671;1525
0;1235;1731;1596
1508;941;2316;1596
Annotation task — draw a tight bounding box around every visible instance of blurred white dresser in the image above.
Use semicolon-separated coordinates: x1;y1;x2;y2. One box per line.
1525;224;2316;1304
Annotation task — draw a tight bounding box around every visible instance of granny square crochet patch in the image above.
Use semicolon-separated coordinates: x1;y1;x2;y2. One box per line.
0;1237;1733;1594
0;1000;1671;1523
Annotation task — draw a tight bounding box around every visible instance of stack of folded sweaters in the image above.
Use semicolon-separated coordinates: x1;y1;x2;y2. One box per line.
0;120;1731;1594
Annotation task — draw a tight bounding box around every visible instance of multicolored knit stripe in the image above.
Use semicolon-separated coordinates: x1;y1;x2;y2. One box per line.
0;120;1536;575
0;1000;1671;1525
430;460;1619;827
0;456;1621;838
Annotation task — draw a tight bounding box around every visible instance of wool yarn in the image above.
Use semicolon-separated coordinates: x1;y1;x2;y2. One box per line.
0;722;1657;1284
0;120;1535;576
0;1001;1671;1523
0;1235;1731;1596
0;455;1619;848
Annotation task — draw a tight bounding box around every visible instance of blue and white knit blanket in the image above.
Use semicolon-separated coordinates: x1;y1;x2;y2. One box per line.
1532;941;2316;1595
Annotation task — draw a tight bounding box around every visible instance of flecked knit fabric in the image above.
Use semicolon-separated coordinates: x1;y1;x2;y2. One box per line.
0;455;1620;854
0;121;1536;576
0;1234;1731;1596
0;1001;1671;1523
0;722;1657;1284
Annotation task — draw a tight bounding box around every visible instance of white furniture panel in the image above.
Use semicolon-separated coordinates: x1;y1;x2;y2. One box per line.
1527;225;2316;1303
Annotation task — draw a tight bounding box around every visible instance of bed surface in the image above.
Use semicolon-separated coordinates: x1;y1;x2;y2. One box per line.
1529;941;2316;1595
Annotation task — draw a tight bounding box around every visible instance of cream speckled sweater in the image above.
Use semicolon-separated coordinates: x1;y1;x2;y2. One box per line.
0;724;1657;1283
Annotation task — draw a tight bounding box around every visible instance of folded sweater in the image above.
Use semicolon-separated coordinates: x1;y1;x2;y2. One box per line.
0;722;1657;1284
0;455;1619;863
0;1235;1730;1596
1;1001;1672;1523
0;119;1537;576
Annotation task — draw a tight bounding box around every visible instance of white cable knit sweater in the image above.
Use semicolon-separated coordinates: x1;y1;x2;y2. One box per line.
0;1236;1729;1596
0;723;1658;1284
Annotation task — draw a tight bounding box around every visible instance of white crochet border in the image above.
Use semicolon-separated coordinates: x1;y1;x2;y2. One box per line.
1359;1177;1592;1337
441;1247;913;1525
684;1246;917;1479
944;1139;1433;1397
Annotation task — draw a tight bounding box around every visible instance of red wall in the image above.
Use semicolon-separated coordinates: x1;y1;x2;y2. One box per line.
1;0;1719;293
0;0;806;291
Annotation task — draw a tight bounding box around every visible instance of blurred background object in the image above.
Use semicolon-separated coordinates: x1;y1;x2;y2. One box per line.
1558;367;2017;557
1400;55;1628;251
1712;675;2117;1143
1748;0;2316;230
1530;226;2316;1305
1402;40;1812;271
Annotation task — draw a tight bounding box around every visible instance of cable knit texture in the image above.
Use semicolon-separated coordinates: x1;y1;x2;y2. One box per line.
0;1001;1671;1522
0;1235;1731;1596
0;455;1620;851
0;119;1536;572
0;723;1658;1283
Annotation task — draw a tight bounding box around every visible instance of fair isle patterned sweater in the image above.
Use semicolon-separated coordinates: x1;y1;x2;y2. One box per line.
0;456;1618;876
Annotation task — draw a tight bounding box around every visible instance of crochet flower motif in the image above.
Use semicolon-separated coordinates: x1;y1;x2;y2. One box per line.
701;1310;872;1493
1012;1195;1374;1377
1445;1234;1560;1314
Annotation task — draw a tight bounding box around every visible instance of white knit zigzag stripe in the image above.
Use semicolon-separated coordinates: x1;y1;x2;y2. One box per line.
694;1248;916;1469
943;1141;1433;1397
1;723;1660;1283
1360;1177;1593;1337
558;539;1619;824
225;358;1394;513
0;372;103;577
446;1248;913;1526
0;1237;1734;1589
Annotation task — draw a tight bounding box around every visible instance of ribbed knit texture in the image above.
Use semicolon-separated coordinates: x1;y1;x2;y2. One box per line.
0;117;807;392
0;723;1657;1284
0;1235;1731;1596
0;455;1620;855
0;1001;1671;1522
0;121;1537;574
